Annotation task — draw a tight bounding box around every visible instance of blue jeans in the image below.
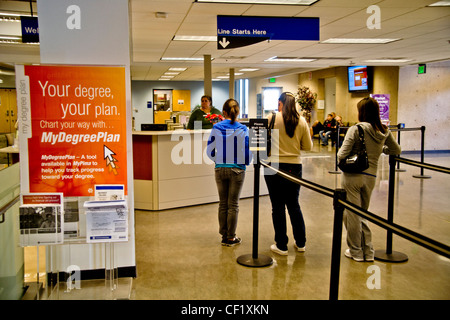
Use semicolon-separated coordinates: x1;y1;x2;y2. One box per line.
214;167;245;240
319;130;332;145
264;163;306;250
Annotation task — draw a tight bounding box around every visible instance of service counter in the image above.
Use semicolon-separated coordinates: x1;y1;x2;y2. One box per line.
132;130;268;211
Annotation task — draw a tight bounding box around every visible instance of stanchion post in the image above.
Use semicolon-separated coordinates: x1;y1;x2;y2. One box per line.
395;124;406;172
237;125;273;268
252;152;260;259
375;155;408;263
413;126;431;179
329;126;341;174
329;188;346;301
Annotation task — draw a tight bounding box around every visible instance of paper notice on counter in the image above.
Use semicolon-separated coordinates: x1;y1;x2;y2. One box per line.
84;200;128;243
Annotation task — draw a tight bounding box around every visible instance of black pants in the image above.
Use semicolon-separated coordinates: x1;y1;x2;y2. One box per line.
264;163;306;250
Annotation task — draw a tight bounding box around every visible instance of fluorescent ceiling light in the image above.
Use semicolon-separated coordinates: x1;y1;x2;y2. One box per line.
195;0;319;5
173;35;217;42
0;12;37;17
239;68;259;72
0;36;21;40
160;75;175;78
427;1;450;6
161;57;204;61
164;72;180;75
169;67;187;71
321;38;400;44
365;59;412;63
217;76;230;79
265;56;316;62
158;78;171;81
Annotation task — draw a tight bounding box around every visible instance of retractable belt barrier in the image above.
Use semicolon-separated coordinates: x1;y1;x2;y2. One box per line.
258;158;450;300
331;124;429;177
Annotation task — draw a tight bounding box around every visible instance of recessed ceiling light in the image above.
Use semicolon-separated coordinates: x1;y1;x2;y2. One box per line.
169;67;187;71
195;0;319;5
239;68;259;72
173;35;217;42
427;1;450;6
364;59;412;63
0;36;21;40
321;38;400;44
160;75;175;78
164;72;180;75
161;57;204;61
217;76;230;79
158;78;171;81
265;56;316;62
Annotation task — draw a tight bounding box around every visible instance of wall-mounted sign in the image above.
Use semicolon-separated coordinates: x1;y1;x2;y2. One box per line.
16;65;128;197
20;16;39;43
217;15;320;49
371;94;390;126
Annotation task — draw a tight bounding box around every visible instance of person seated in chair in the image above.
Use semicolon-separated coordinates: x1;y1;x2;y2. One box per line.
319;113;336;146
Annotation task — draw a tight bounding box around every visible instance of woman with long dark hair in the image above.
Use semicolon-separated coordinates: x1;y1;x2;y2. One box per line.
264;92;313;255
338;97;401;262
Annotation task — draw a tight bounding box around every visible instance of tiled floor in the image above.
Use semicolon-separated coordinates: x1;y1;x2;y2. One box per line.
25;145;450;300
130;146;450;300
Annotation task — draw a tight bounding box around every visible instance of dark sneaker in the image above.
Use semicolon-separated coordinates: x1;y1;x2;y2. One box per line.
226;237;242;247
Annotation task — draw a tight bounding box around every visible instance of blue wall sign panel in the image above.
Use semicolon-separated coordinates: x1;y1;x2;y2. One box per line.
20;16;39;43
217;15;319;49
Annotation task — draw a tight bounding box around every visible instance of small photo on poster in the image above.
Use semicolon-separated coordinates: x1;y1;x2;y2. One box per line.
20;193;64;246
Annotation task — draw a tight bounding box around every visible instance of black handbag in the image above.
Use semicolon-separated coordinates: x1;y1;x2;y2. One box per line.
338;125;369;173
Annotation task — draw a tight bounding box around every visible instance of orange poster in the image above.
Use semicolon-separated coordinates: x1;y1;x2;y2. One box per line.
18;65;127;197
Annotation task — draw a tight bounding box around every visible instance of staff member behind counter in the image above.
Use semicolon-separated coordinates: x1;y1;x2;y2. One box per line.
187;95;223;130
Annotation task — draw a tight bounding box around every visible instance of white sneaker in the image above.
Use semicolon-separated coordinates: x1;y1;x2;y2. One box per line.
294;244;305;252
345;249;364;262
270;244;288;256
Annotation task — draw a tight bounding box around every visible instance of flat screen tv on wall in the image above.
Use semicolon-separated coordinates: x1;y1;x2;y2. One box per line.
347;65;371;92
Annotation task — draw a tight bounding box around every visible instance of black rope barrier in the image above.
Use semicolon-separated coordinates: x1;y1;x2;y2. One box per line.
331;125;429;176
257;159;450;300
376;154;450;262
396;156;450;174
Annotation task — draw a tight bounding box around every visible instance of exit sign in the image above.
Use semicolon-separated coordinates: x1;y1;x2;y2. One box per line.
269;78;276;83
418;64;426;74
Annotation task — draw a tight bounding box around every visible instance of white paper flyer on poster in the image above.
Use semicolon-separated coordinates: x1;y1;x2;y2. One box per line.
19;193;64;246
84;200;128;243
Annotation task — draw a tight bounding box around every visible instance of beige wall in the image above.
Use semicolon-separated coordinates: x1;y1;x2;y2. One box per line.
249;61;449;151
298;66;399;126
398;60;450;151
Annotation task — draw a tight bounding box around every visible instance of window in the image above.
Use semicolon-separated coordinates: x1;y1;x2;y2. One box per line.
235;79;249;118
262;87;282;112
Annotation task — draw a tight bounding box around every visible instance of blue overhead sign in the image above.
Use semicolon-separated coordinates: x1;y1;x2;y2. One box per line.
217;15;319;49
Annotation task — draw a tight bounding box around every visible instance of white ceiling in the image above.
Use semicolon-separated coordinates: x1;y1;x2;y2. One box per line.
130;0;450;81
0;0;449;82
